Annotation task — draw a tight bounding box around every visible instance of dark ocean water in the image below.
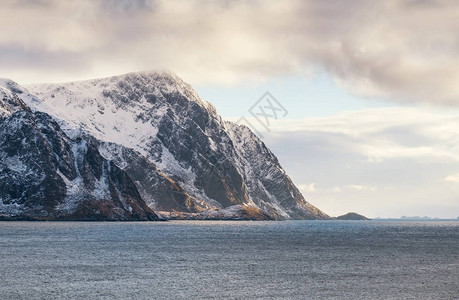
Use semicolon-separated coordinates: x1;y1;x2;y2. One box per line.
0;220;458;299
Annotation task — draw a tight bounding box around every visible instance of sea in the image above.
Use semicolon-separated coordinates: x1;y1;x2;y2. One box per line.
0;220;458;299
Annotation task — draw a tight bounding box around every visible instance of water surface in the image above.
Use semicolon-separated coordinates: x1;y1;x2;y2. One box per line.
1;221;458;299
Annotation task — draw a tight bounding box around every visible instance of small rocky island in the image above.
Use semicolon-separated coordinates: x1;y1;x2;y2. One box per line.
335;212;370;220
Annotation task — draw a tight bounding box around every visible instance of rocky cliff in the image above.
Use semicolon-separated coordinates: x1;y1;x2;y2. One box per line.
0;80;158;221
0;72;329;220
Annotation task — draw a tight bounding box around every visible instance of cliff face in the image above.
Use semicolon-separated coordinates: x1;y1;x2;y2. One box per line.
0;82;158;221
0;72;329;220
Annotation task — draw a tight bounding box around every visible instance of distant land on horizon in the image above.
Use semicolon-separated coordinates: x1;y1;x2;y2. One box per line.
373;216;459;221
335;212;370;220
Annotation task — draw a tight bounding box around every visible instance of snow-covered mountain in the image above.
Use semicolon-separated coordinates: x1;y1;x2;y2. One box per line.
0;79;158;221
1;72;329;220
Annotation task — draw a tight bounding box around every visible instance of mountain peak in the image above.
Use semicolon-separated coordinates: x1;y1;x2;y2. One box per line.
27;70;211;112
0;79;29;117
0;78;12;89
0;78;24;94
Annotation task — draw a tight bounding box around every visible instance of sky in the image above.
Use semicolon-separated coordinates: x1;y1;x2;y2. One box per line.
1;0;458;218
196;76;459;219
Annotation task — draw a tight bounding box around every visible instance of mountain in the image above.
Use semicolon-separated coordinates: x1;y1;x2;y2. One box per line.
1;72;329;220
0;79;158;221
335;212;370;220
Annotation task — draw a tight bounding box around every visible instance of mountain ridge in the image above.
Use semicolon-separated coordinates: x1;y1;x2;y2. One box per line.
1;72;329;220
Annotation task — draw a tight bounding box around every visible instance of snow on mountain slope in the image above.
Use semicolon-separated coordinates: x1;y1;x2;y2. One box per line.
0;79;30;117
0;81;158;221
25;72;329;220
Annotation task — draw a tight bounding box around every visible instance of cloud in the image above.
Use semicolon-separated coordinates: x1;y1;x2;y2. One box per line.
445;173;459;183
0;45;90;73
261;107;459;218
266;107;459;163
299;183;377;193
332;185;378;193
298;183;316;193
1;0;459;105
